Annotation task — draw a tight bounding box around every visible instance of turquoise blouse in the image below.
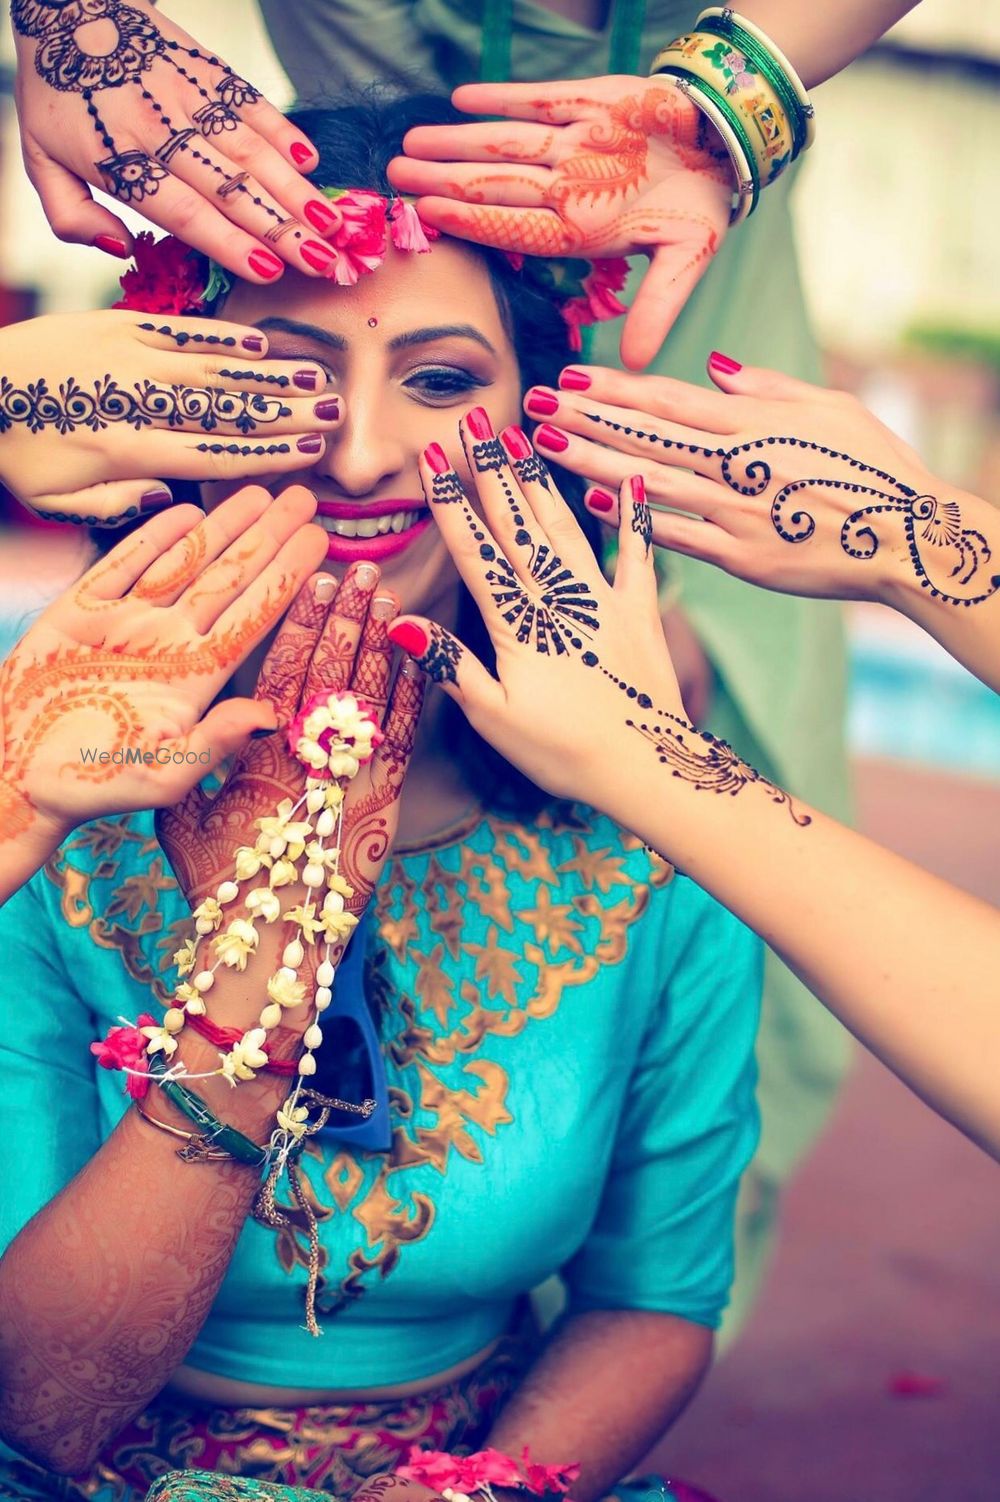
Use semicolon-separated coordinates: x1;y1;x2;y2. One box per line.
0;802;760;1391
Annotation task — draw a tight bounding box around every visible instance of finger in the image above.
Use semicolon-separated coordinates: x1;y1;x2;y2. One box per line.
185;113;340;242
706;353;821;401
23;479;176;529
612;476;660;612
379;656;426;767
253;570;335;721
527;387;724;460
586;484;734;567
223;89;320;177
418;443;507;623
155;696;280;795
390;121;561;169
177;485;321;633
410;198;570;255
459;407;536;577
387;618;504;718
24;145;133;252
498;425;603;579
75;504;205;599
620;238;722;371
386;158;554;209
189;356;330;396
299;561;383;703
160;135;338;278
132;486;271;604
131;314;276;358
99;165;285;286
100;427;330;486
532;423;730;500
344;594;399;722
557;364;742;436
449;83;598;126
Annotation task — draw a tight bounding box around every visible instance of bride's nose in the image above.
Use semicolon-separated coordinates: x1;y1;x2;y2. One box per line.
313;389;409;498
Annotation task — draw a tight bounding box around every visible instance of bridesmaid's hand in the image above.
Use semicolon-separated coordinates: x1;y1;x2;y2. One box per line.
0;484;326;869
0;311;340;525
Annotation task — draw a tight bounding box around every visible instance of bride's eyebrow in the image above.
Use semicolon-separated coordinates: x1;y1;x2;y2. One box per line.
254;316;496;357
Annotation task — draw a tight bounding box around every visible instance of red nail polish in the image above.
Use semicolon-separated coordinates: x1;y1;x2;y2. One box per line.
242;334;265;353
248;248;283;280
709;351;742;374
424;443;450;474
93;233;129;259
466;407;493;440
534;424;568;453
301;239;337;274
290;141;315;166
388;620;429;657
587;488;615;513
559;368;591;391
525;387;559;417
500;425;532;461
630;475;646;503
297;434;324;454
304;198;338;234
313;398;340;421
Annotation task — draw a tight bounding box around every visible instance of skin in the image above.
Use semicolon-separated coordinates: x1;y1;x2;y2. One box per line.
0;237;713;1494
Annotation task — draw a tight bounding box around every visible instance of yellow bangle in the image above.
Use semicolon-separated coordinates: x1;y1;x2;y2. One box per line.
697;7;816;151
661;74;757;225
650;29;796;191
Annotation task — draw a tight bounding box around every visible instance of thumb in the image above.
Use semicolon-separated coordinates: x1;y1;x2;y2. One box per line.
619;238;718;370
387;618;505;719
26;480;176;529
25;147;133;253
177;698;281;776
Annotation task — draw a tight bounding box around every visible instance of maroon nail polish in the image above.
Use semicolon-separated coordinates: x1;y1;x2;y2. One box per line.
293;369;320;391
313;398;340;421
466;407;493;440
587;488;615;513
559;368;591;391
500;425;532;461
709;350;742;374
140;486;173;512
241;334;266;353
290;141;315;166
93;233;130;259
304;199;338;234
534;424;568;453
248;249;283;280
525;387;559;417
297;434;325;454
424;443;450;475
301;239;337;274
630;475;646;503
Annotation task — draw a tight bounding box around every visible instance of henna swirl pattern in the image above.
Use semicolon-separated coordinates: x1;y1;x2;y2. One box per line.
0;375;292;435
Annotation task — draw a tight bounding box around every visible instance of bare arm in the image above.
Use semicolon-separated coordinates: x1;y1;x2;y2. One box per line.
737;0;922;88
486;1311;711;1500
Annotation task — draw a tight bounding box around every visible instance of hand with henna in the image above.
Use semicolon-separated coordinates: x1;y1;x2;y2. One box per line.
525;356;1000;689
0;483;328;906
9;0;347;279
0;310;341;525
155;560;425;1036
388;78;734;368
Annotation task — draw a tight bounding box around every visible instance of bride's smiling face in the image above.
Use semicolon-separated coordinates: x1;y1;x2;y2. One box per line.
201;238;523;619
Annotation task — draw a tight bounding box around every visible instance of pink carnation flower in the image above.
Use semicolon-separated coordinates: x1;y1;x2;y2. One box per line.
388;198;438;253
561;258;629;349
90;1014;158;1099
328;191;388;284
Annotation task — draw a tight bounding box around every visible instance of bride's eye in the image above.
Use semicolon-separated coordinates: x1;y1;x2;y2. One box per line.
404;364;489;404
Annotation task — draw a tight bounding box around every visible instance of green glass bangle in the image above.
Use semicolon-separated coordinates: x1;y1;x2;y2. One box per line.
147;1052;272;1169
696;11;812;158
655;66;761;217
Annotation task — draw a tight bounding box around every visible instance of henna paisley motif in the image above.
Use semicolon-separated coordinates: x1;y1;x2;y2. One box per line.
0;374;291;435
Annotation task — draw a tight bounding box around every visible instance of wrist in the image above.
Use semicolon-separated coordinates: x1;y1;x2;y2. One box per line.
0;777;71;865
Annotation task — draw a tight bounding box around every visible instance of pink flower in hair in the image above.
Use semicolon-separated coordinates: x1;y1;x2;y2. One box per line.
113;231;210;314
560;257;629;349
388;198;438;253
328;191;389;283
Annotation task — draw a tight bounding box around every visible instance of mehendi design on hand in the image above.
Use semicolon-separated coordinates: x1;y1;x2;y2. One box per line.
631;493;653;556
0;375;292;435
584;413;1000;608
138;322;237;349
628;716;812;825
12;0;291;238
419;623;462;684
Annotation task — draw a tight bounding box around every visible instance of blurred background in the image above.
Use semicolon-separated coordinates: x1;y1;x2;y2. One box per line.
0;2;997;1498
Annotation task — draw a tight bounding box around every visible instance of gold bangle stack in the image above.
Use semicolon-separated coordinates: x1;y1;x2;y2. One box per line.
650;6;815;223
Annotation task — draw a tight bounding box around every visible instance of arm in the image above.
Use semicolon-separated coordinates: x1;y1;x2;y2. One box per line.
0;569;423;1469
385;413;1000;1163
733;0;920;88
529;359;1000;693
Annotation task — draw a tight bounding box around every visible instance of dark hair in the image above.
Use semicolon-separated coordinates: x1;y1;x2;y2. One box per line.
288;93;605;820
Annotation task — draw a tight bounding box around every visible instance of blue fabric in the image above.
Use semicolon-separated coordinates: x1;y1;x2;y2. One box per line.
0;803;760;1392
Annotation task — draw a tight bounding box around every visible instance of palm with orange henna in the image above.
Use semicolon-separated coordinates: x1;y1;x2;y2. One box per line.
388;78;734;369
155;565;424;1036
0;484;327;905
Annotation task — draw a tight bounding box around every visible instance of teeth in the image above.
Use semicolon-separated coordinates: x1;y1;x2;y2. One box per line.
320;509;421;539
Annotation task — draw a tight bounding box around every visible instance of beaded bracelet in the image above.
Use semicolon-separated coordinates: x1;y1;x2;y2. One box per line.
649;6;815;206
